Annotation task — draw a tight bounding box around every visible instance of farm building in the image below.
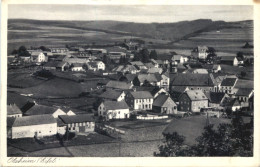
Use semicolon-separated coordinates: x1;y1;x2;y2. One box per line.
71;63;85;71
98;101;130;120
153;94;177;114
43;61;69;71
125;91;153;110
10;115;57;139
178;90;208;112
106;80;133;90
220;56;239;66
219;77;238;95
58;114;95;133
50;47;69;53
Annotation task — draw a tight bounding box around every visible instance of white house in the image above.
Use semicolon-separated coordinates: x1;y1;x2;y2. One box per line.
219;78;238;95
96;61;106;70
191;46;209;60
11;115;57;139
221;56;239;66
31;52;48;63
125;91;154;110
98;101;130;120
71;63;85;71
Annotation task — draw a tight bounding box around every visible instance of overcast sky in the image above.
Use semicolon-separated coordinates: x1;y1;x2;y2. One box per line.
8;5;253;23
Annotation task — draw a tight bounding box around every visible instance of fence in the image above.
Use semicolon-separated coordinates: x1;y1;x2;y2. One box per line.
136;115;168;120
95;123;125;138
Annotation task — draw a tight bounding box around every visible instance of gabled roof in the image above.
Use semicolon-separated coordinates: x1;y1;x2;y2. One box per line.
7;104;22;115
147;67;162;74
113;65;137;72
7;92;31;109
172;55;183;61
220;78;237;87
235;88;253;97
184;68;208;74
144;62;155;68
130;61;145;66
172;74;214;86
59;114;95;124
130;91;153;99
135;86;165;97
106;80;132;90
103;101;129;110
13;115;56;127
124;74;137;82
24;105;58;116
72;63;84;67
171;86;189;93
157;54;173;61
183;90;208;101
204;91;226;104
153;94;176;107
222;97;240;107
99;90;124;100
137;73;161;83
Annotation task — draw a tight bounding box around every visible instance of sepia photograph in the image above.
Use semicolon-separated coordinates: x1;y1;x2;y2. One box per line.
1;0;259;166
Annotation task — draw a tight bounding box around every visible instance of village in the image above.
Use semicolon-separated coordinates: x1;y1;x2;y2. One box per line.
7;40;254;156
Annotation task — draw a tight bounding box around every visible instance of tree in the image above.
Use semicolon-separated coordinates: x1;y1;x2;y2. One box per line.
17;46;30;57
149;50;158;60
133;52;141;61
154;132;187;157
206;47;217;63
241;71;247;78
39;46;50;51
11;49;18;55
140;48;150;63
236;52;244;60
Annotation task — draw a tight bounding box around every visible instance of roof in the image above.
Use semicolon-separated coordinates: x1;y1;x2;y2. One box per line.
222;97;240;107
103;101;129;110
221;78;237;87
144;62;155;68
147;67;162;74
99;89;124;100
113;65;137;72
24;105;58;116
7;117;16;127
72;63;84;67
171;86;188;93
13;115;57;127
130;61;145;66
172;55;183;61
125;74;137;82
106;80;132;90
184;90;208;101
106;47;126;53
157;54;172;61
30;52;43;56
59;114;95;124
130;91;153;99
7;92;30;109
135;86;165;96
184;68;208;74
204;91;226;104
235;88;253;97
172;74;214;86
7;104;22;115
137;73;161;83
221;56;236;61
153;94;176;107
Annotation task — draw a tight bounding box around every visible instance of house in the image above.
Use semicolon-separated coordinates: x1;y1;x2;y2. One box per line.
212;65;221;73
11;115;57;139
58;114;95;133
222;97;241;111
204;91;228;109
220;56;239;66
19;55;31;63
191;46;208;60
153;94;177;115
43;61;69;71
99;89;126;101
106;80;133;90
129;61;147;70
172;55;187;64
7;104;23;118
123;42;139;51
125;91;153;110
234;88;254;108
71;63;85;71
31;52;48;63
170;86;189;102
178;90;208;112
157;54;173;67
171;74;215;92
219;78;238;95
160;72;170;91
133;73;161;87
50;47;69;53
144;62;156;69
23;105;67;118
107;47;127;63
112;65;138;74
87;61;106;71
98;101;130;120
119;74;137;84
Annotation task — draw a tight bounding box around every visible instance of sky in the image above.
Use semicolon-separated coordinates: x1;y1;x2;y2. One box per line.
8;5;253;23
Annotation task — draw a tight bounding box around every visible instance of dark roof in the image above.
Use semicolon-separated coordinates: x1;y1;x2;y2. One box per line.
125;74;137;82
130;91;153;99
171;86;188;93
222;97;240;107
24;105;58;116
103;101;129;110
157;54;172;61
72;63;84;67
137;73;161;83
7;104;22;115
153;94;176;107
220;78;237;86
57;118;66;126
235;88;253;97
135;86;164;96
59;114;95;124
172;74;214;86
99;90;124;100
13;115;56;127
106;80;132;90
204;91;226;104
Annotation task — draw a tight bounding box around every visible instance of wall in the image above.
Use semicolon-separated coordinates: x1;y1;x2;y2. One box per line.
178;94;191;112
12;123;57;139
191;100;208;112
107;109;130;119
134;98;153;110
